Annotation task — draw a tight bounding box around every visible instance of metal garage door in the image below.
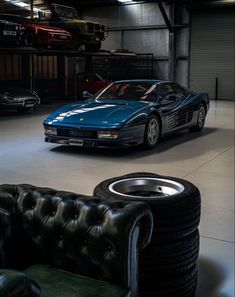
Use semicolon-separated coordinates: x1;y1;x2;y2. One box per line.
190;9;235;100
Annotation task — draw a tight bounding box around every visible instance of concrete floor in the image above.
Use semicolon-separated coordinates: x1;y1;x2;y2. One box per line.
0;100;234;297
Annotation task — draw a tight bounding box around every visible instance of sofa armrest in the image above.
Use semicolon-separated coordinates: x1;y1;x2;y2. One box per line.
0;270;41;297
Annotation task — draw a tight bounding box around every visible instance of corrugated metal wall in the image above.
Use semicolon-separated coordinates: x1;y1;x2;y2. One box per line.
83;2;190;86
190;9;235;100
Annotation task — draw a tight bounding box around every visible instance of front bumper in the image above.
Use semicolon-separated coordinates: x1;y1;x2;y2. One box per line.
45;135;142;148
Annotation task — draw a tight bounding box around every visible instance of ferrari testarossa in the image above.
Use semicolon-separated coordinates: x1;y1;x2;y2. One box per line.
43;80;210;149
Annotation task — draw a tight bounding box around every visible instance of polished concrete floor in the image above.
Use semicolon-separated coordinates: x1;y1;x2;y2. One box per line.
0;100;234;297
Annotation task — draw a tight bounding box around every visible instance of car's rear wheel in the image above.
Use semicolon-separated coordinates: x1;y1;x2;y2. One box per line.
144;115;161;148
72;34;82;50
191;104;206;131
24;32;35;46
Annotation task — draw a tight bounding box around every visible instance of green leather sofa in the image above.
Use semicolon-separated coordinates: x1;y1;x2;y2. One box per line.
0;184;153;297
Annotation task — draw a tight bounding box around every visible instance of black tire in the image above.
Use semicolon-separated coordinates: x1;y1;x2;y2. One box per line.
93;172;201;242
72;34;82;50
140;230;200;275
140;265;198;297
144;114;161;149
24;32;36;46
190;104;206;131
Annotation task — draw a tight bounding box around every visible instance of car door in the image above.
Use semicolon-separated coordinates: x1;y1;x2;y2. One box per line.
158;83;183;133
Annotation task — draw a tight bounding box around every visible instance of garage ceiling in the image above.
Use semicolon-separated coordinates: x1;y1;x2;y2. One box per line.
0;0;234;16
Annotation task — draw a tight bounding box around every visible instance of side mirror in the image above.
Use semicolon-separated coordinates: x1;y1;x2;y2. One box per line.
165;93;176;101
82;91;93;99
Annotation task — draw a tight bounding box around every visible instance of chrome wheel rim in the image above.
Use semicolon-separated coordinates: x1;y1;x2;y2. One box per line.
108;177;185;199
198;106;205;128
147;118;159;145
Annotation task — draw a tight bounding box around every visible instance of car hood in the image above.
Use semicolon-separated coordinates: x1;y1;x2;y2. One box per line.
45;99;150;126
25;24;70;33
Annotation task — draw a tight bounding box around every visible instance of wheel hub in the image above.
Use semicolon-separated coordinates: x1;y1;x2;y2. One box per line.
148;119;159;145
108;177;185;199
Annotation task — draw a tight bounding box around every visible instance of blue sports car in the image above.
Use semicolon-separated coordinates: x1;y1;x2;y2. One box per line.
43;80;210;149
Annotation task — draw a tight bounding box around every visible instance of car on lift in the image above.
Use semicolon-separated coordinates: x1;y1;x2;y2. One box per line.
0;19;24;45
43;80;210;149
0;87;40;112
0;14;72;47
38;3;107;51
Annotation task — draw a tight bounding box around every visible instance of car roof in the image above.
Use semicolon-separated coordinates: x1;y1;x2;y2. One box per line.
114;79;170;84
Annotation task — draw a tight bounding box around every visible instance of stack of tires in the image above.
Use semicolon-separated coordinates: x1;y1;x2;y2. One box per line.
93;172;201;297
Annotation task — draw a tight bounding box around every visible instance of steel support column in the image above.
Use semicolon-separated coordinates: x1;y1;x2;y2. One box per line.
30;0;34;19
156;0;176;81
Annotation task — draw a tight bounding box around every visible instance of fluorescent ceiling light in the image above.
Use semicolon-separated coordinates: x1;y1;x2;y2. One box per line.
118;0;133;3
3;0;45;12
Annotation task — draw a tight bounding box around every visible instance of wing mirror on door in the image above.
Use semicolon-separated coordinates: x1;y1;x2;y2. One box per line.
165;93;177;101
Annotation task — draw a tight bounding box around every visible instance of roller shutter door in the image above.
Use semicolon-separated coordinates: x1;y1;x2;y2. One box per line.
190;9;234;100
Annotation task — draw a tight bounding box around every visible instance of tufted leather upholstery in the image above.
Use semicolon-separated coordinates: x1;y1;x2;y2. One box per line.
0;184;153;297
0;270;41;297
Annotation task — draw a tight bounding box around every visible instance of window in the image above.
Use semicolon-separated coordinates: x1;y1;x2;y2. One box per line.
159;83;175;98
172;84;185;98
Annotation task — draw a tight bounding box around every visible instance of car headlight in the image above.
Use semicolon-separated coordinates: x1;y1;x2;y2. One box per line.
97;131;119;139
44;126;57;135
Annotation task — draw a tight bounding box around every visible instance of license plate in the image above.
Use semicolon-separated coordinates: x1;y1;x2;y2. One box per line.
3;30;17;36
25;103;34;108
69;139;84;146
60;35;67;39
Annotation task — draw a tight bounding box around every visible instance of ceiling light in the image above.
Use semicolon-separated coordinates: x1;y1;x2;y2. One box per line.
3;0;45;13
118;0;133;3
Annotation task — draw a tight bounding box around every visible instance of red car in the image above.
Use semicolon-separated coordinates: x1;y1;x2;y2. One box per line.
76;72;112;96
0;14;72;47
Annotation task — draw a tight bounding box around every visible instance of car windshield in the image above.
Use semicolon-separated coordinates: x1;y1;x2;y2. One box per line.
96;82;157;101
52;4;79;19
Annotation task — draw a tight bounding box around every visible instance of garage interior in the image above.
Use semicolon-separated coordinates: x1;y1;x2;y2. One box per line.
0;0;234;297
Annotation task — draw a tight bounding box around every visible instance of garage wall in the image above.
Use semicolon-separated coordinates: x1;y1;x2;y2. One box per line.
83;3;190;83
83;3;169;80
190;9;235;100
83;3;190;86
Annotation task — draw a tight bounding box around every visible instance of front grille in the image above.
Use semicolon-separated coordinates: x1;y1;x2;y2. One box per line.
57;128;97;139
5;23;16;31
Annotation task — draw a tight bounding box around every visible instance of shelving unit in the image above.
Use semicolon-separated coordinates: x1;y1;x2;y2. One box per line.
0;46;154;102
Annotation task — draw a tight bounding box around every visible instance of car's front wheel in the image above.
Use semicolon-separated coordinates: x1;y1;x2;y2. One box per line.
144;115;161;148
24;32;36;46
